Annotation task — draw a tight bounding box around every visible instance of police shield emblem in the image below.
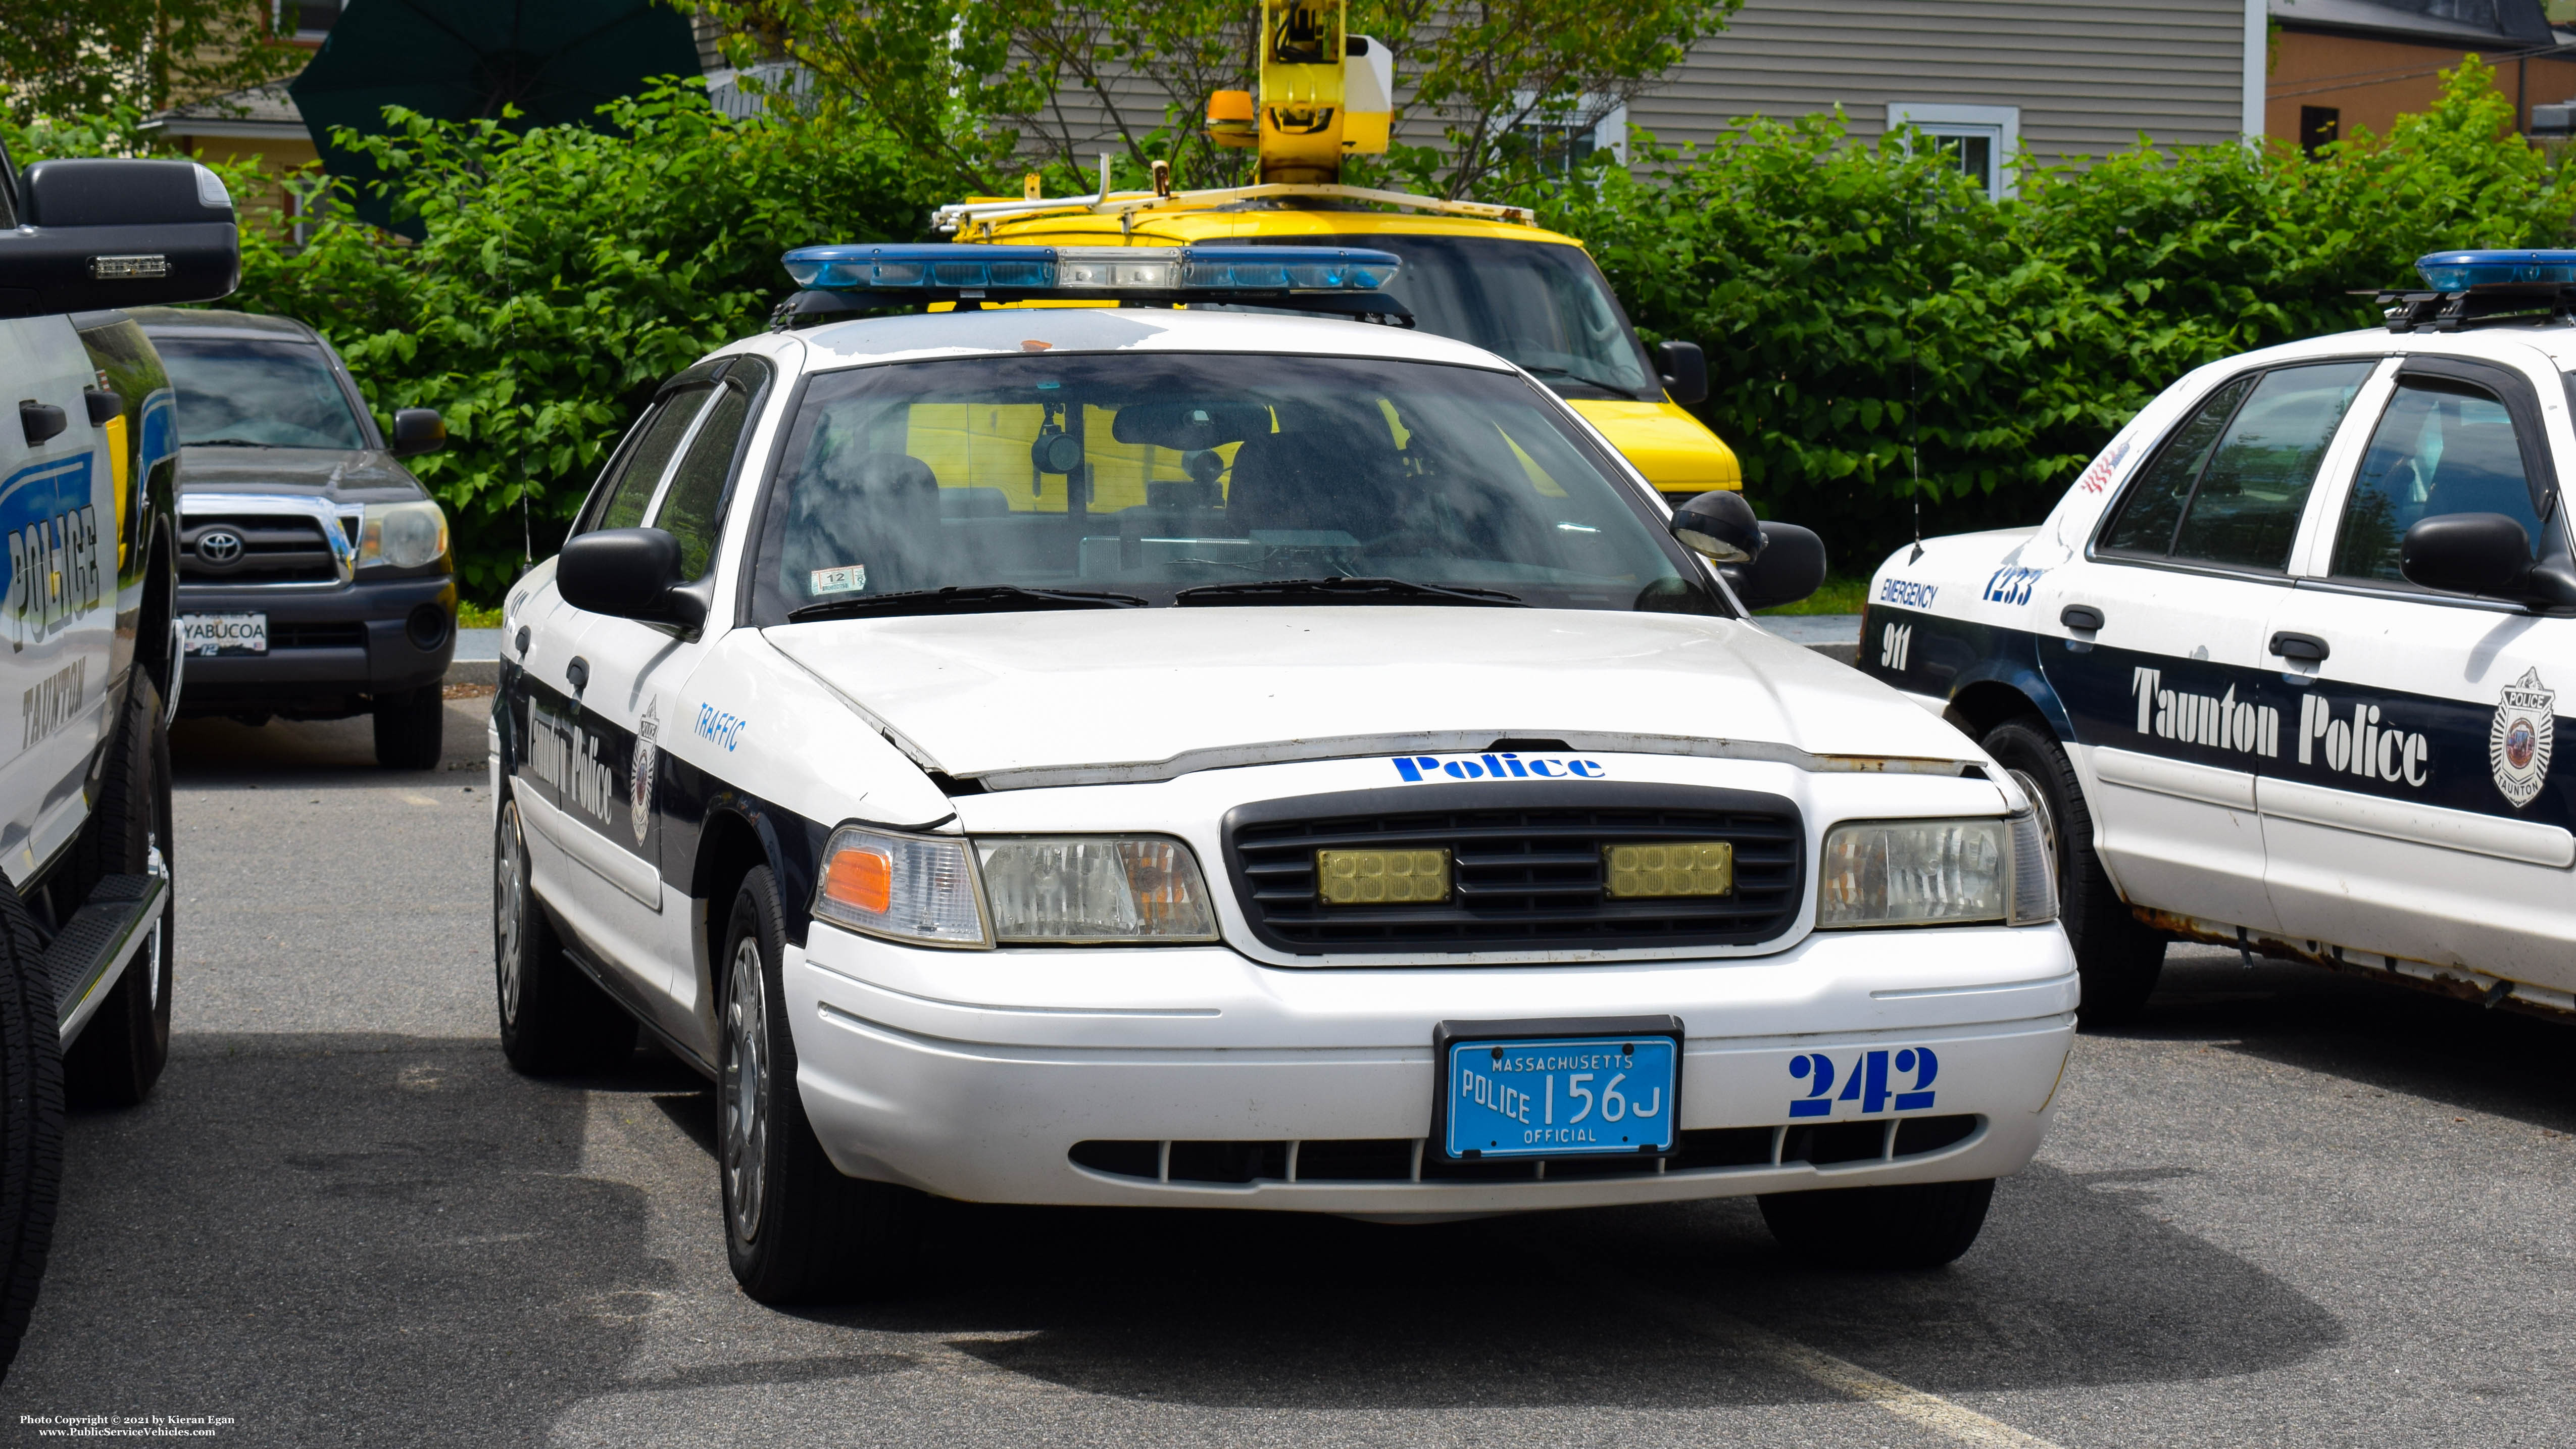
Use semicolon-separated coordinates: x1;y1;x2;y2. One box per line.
630;698;660;845
2488;668;2555;810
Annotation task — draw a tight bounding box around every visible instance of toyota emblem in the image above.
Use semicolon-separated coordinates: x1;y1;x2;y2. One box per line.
197;529;244;566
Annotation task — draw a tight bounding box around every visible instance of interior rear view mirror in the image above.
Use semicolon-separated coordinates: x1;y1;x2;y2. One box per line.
0;158;240;320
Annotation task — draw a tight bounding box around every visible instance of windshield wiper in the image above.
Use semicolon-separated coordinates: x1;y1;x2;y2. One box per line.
1521;364;1646;398
1174;576;1522;607
788;584;1148;622
184;437;276;447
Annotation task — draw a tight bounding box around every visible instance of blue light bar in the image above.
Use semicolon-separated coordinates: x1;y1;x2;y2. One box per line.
2415;249;2576;291
781;243;1400;294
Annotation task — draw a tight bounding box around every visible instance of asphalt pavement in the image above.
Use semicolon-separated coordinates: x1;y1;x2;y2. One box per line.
2;696;2572;1445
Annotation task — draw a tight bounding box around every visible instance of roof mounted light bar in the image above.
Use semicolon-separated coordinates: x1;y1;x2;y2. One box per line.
2380;249;2576;333
783;243;1401;294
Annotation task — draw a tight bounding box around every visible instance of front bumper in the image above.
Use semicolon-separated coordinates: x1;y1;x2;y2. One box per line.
787;920;2076;1215
176;573;456;716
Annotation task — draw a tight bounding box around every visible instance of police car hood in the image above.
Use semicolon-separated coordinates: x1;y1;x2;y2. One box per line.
763;608;1975;786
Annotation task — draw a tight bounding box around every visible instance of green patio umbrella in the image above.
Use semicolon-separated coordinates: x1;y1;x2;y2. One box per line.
289;0;701;236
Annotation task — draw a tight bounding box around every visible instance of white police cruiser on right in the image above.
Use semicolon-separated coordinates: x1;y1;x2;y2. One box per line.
1864;249;2576;1024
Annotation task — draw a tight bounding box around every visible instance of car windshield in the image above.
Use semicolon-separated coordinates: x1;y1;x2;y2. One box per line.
151;335;367;449
749;352;1719;623
1255;234;1658;401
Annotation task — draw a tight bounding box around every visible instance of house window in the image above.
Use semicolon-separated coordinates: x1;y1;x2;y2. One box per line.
274;1;341;40
1502;92;1629;178
2300;106;2340;157
1886;102;2020;200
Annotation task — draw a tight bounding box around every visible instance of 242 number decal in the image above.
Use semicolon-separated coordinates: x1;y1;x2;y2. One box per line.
1787;1047;1938;1117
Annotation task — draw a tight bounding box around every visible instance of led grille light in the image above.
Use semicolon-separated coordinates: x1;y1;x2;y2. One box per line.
2414;249;2576;291
1317;848;1450;905
1604;842;1733;900
781;243;1399;294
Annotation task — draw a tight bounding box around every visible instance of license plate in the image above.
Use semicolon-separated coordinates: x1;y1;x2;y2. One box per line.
179;612;266;656
1437;1018;1681;1160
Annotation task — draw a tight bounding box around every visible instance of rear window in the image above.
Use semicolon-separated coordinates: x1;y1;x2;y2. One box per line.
151;335;367;451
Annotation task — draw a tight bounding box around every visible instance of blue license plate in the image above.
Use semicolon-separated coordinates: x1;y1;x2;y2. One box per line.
1442;1033;1679;1160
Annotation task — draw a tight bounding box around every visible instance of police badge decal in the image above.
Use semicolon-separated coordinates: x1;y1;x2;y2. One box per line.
630;698;660;845
2488;668;2555;810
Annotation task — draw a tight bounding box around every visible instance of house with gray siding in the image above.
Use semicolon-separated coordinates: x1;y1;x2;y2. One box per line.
1622;0;2263;196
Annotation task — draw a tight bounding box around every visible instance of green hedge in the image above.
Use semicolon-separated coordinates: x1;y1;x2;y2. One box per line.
1521;58;2576;569
11;62;2571;597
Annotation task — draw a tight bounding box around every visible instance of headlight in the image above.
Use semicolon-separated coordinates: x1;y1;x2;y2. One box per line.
814;825;990;948
977;836;1219;943
1818;817;2010;928
360;500;448;570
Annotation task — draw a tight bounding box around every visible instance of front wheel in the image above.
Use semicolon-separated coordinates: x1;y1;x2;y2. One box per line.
721;866;922;1305
1759;1179;1995;1269
64;674;174;1108
1981;716;2166;1027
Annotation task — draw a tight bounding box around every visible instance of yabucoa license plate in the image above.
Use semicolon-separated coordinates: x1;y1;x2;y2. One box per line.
179;613;266;657
1434;1016;1682;1161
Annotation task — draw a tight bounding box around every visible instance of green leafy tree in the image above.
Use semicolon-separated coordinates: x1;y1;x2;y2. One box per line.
695;0;1737;198
222;84;935;598
2;0;301;123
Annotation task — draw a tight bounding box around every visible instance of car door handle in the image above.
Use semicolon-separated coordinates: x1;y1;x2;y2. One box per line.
2269;631;2330;662
566;655;589;695
2060;605;2104;631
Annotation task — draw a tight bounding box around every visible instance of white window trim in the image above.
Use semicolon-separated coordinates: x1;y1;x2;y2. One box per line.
1886;102;2020;200
1503;90;1629;166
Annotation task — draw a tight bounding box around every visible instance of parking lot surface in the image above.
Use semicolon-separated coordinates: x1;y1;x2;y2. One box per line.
0;698;2570;1445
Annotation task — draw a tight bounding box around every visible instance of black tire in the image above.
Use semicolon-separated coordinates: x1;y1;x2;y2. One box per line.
493;794;636;1075
373;685;444;771
1981;716;2166;1027
721;866;922;1305
62;675;174;1109
0;879;62;1379
1759;1179;1995;1269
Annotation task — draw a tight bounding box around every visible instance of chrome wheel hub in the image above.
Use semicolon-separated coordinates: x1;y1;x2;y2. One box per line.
722;937;768;1241
142;832;168;1011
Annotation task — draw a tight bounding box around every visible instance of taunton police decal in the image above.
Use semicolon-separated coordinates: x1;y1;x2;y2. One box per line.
2489;668;2554;810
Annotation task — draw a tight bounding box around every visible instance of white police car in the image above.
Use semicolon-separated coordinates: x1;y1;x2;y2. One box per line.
490;243;2075;1303
1862;249;2576;1025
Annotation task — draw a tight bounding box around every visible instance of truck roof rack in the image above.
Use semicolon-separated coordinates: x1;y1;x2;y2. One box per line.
935;182;1536;237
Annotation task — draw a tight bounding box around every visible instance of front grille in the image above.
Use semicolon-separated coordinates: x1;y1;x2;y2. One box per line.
181;514;340;584
270;621;366;650
1224;780;1804;954
1068;1116;1982;1185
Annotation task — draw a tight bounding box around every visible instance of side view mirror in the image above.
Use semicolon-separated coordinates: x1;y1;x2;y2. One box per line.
390;407;447;458
2401;512;2530;595
1654;339;1707;408
0;159;240;319
1668;488;1764;564
558;527;708;629
1725;523;1827;612
2401;512;2576;608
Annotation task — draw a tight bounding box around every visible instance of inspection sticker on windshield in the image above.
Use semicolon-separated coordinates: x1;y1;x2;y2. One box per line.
1442;1031;1677;1160
179;612;266;657
809;564;866;595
